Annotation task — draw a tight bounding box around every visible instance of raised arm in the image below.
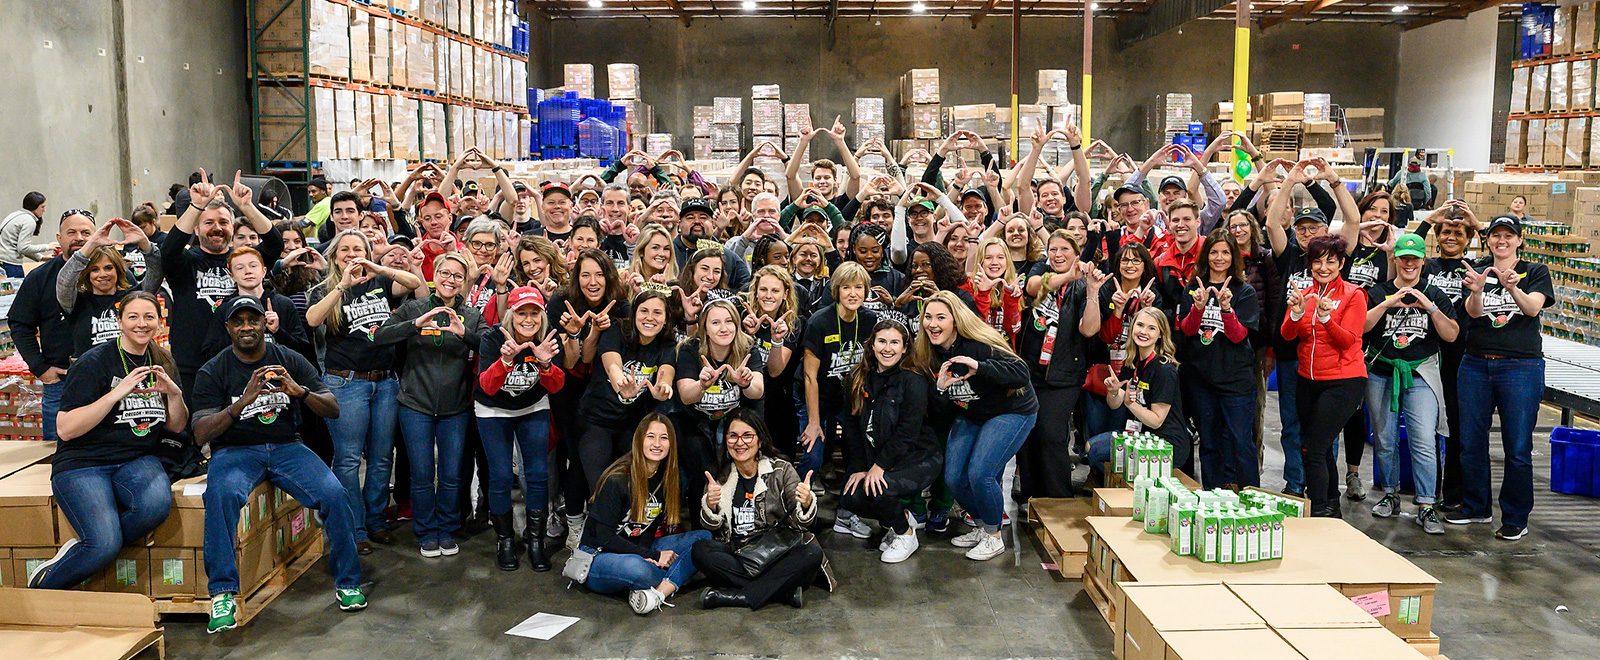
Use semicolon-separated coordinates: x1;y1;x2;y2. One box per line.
824;116;863;198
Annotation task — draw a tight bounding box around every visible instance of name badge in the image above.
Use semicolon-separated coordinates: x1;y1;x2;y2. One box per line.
825;334;840;344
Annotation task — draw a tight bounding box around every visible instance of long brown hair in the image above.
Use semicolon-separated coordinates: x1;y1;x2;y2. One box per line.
75;246;133;293
851;318;912;415
1193;228;1244;286
594;412;681;527
116;292;179;380
515;235;568;288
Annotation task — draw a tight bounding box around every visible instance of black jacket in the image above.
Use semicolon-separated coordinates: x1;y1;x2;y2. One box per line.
7;255;71;375
848;367;938;473
931;337;1039;420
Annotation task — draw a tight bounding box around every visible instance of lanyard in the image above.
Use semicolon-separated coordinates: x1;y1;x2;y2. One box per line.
117;343;155;390
836;306;860;347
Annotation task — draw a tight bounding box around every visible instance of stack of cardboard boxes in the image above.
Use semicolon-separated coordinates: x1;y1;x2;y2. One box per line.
711;97;744;162
606;63;655;151
899;68;942;140
783;103;812;157
1116;583;1426;659
692;105;715;160
855;98;888;170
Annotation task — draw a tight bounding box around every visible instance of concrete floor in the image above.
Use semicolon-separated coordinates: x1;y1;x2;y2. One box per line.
163;397;1600;658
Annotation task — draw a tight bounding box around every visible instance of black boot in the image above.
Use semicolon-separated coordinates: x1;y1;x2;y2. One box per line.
464;493;492;536
786;586;804;608
525;509;551;572
700;588;751;609
491;513;520;571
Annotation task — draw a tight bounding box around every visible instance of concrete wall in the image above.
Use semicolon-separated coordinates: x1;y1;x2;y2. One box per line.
1395;9;1500;169
535;16;1401;159
0;0;248;235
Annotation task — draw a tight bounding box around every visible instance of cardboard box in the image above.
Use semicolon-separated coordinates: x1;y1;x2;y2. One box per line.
1555;5;1576;56
1117;583;1267;659
88;548;150;596
1568;117;1590;167
1580;4;1599;53
237;530;279;597
1531;65;1550;113
0;441;54;481
1277;627;1427;659
1511;66;1530;115
1256;92;1305;121
1228;583;1384;630
149;476;204;549
1552;61;1571;112
0;588;162;660
0;548;10;588
0;464;61;546
901;104;941;139
1158;629;1303;660
10;548;59;589
607;63;640;100
900;68;940;105
1093;488;1135;517
1038;69;1071;104
149;547;197;599
1029;498;1092;578
1574;60;1593;110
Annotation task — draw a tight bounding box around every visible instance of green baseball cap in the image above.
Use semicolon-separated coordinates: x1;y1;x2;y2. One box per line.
1393;233;1426;259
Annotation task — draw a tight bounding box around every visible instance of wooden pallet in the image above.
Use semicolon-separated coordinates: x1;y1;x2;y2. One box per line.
1027;499;1091;579
155;536;324;626
1405;631;1441;656
1079;570;1115;629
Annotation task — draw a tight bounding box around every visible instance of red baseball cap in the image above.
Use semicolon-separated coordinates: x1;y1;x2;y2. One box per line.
506;286;546;311
421;191;453;213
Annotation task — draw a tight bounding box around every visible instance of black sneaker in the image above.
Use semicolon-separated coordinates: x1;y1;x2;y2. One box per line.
1444;511;1493;525
1434;501;1463;513
1494;525;1527;541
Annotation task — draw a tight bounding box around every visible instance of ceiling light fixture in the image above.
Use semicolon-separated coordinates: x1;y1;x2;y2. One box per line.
1391;4;1409;12
912;2;928;13
743;0;757;11
587;0;602;8
1090;2;1101;10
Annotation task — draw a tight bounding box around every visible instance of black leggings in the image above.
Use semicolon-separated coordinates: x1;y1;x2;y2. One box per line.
1341;405;1368;469
1017;384;1081;500
838;454;941;534
1438;343;1465;504
1296;377;1367;515
691;539;823;609
577;421;634;493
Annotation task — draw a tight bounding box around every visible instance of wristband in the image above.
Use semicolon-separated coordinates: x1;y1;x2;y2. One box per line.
492;166;505;173
1070;144;1082;151
190;204;206;212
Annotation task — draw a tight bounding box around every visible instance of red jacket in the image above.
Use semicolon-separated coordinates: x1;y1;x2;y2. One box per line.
1279;278;1367;381
1154;239;1202;285
971;282;1022;344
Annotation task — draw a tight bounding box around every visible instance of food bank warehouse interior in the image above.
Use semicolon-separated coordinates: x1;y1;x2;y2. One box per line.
1;0;1598;657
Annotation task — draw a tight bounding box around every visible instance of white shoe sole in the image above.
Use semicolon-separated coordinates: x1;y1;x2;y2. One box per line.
27;537;79;588
1445;516;1493;525
419;547;442;558
832;521;870;539
950;534;983;548
206;621;237;635
965;542;1006;561
439;545;459;556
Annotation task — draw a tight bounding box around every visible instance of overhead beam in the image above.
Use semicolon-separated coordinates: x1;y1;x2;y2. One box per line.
1116;0;1233;48
1404;0;1509;31
1259;0;1344;31
970;0;1000;27
662;0;693;26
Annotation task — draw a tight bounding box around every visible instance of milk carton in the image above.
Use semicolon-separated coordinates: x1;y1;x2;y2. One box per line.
1132;477;1152;521
1171;502;1197;556
1144;484;1169;535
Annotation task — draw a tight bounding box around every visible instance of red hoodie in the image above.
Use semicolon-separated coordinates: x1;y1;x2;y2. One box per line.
1279;278;1368;381
970;282;1021;344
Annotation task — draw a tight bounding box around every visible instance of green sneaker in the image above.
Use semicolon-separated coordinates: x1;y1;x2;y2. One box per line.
207;593;239;634
336;587;367;611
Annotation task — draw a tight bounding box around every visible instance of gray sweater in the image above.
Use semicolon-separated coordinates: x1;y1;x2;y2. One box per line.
0;210;51;265
373;295;484;416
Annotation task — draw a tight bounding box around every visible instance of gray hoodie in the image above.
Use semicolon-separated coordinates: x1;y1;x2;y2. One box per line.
374;294;484;416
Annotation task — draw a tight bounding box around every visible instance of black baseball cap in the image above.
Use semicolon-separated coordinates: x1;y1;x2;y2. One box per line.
1113;184;1144;201
1158;175;1187;192
460;180;483;196
1292;207;1329;226
221;296;265;321
512;181;531;194
388;234;415;249
1486;214;1522;236
680;197;714;217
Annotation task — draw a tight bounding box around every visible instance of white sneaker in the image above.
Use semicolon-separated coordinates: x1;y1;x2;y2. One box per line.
881;532;920;564
878;532;895;552
832;513;871;539
629;587;671;614
26;538;79;588
565;514;585;551
950;528;987;548
965;532;1006;561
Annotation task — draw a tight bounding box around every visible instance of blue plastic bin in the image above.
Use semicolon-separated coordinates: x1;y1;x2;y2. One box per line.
1551;426;1600;497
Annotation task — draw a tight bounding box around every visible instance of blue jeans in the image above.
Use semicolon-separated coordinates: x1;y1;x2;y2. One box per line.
42;456;171;589
2;262;23;278
204;442;361;595
798;401;843;481
1366;370;1441;504
584;530;713;594
1191;385;1260;490
1458;355;1544;528
478;411;551;515
1084;394;1128;439
398;406;468;545
42;380;65;442
945;412;1036;532
325;374;399;542
1276;359;1304;493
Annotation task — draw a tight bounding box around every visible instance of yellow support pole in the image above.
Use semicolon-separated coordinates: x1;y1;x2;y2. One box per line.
1230;2;1252;180
1082;3;1094;143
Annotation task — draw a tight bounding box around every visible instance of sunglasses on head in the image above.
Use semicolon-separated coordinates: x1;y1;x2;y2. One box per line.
62;209;95;222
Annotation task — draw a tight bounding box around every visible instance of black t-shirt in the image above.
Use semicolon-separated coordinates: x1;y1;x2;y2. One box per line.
1175;276;1260;395
161;227;283;371
582;326;676;423
1463;258;1555;359
1273;240;1312;354
750;322;801;374
68;291;129;359
1343;244;1388;289
1424;257;1469;307
863;267;907;314
896;288;978;335
1126;356;1192;455
1017;262;1091;385
308;276;398;372
475;325;562;411
675;339;767;421
1364;281;1457;375
1091;277;1167;367
930;337;1039;419
803;305;876;404
731;473;759;542
53;342;167;474
192;343;326;448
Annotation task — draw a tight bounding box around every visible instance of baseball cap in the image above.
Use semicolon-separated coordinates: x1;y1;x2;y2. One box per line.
506;286;546;311
512;181;531;194
221;296;265;321
1393;233;1426;259
1486;214;1522;236
538;181;570;198
960;186;987;202
369;198;388;213
460;180;483;196
421;191;453;213
680;197;715;217
1292;207;1329;226
1112;184;1145;201
576;189;601;202
1158;175;1187;192
387;234;415;249
910;199;937;213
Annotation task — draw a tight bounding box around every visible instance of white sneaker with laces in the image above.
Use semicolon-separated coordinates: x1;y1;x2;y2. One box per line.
629;587;670;614
965;532;1006;561
881;532;920;564
950;528;988;548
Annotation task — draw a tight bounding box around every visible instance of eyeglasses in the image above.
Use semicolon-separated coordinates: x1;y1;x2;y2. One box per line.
1116;199;1148;209
1228;225;1250;233
1120;256;1144;264
62;209;95;221
435;270;466;282
468;240;498;251
727;432;758;446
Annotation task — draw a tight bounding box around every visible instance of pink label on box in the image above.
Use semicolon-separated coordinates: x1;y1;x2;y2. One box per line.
291;512;306;535
1350;590;1391;618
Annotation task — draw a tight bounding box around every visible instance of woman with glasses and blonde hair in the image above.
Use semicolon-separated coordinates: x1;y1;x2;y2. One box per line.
913;290;1038;561
691;407;828;610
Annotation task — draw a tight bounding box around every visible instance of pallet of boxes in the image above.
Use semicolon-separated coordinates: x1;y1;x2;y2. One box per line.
855;97;888;171
1249;92;1305;162
0;355;43;441
1072;431;1445;657
751;84;785;180
0;461;324;628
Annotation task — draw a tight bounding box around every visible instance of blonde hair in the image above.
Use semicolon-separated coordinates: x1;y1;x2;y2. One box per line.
910;290;1022;378
1128;306;1178;367
628;223;679;283
829;260;870;300
744;265;799;328
431;252;473;294
314;230;374;333
973;236;1017;284
686;299;752;367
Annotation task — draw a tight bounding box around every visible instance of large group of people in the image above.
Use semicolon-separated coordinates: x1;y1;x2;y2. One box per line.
3;123;1552;630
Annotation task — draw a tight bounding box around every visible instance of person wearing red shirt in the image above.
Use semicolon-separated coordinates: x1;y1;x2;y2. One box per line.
1154;199;1205;303
414;192;464;284
1280;235;1368;518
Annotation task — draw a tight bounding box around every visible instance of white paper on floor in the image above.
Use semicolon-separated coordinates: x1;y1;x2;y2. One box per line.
505;613;580;640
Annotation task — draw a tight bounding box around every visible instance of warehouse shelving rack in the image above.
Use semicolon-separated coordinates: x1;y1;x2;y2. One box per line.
248;0;531;194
